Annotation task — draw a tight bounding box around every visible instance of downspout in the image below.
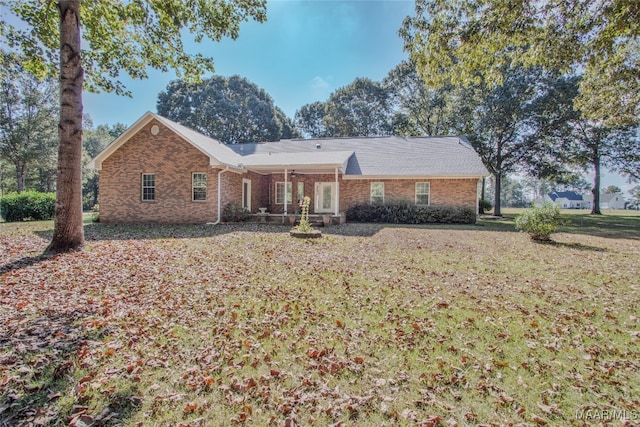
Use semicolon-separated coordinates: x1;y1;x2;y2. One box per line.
334;167;339;217
208;166;230;225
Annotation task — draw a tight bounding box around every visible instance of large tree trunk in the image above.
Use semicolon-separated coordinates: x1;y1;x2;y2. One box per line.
46;0;84;254
493;173;502;216
591;151;602;215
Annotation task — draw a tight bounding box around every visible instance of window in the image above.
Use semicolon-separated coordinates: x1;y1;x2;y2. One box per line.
415;182;430;206
192;173;207;201
142;173;155;201
275;182;292;205
370;182;384;204
297;182;304;201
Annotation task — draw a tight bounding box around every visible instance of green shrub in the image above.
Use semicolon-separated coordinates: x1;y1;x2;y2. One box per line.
515;202;564;241
0;191;56;222
346;202;477;224
222;203;250;222
479;198;493;213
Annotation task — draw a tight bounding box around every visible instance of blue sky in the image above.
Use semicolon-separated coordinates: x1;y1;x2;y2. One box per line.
84;0;415;127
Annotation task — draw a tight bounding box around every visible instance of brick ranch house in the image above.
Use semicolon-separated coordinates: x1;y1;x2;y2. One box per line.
88;112;489;224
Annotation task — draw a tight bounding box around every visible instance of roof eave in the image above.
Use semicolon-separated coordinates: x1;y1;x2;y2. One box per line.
341;174;489;180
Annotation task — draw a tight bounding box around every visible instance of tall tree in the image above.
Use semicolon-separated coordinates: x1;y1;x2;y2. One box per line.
456;67;552;216
294;101;327;139
157;75;297;144
383;60;456;136
0;52;58;193
603;185;623;194
530;75;639;214
323;78;392;137
1;0;267;253
400;0;640;127
294;78;392;138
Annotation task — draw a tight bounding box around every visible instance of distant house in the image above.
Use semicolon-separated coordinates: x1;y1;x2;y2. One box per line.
583;193;626;210
546;191;586;209
88;112;489;224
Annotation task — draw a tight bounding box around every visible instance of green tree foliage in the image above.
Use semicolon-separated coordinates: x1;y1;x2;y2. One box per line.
295;78;392;138
455;66;554;216
1;0;266;253
157;75;297;144
383;60;457;136
82;123;123;210
294;101;327;139
0;52;58;193
324;78;391;137
528;75;639;214
401;0;640;127
603;185;623;194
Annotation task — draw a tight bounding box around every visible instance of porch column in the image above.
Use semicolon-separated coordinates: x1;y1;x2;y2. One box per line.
284;168;288;217
334;167;339;217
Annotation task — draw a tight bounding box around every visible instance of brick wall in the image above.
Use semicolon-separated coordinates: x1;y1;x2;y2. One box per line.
341;178;479;208
99;119;218;223
99;120;479;223
249;174;480;214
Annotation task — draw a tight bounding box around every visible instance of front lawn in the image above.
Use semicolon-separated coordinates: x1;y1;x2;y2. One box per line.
1;219;639;426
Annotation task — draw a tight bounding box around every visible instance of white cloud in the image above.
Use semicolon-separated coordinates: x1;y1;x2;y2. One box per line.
310;75;333;101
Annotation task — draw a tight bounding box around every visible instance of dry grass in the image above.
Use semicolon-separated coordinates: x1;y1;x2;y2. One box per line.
1;218;639;426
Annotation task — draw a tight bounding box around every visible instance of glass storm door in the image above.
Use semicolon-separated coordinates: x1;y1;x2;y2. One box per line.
315;182;335;213
242;179;251;211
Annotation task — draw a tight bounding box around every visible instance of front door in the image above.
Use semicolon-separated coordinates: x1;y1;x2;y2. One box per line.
315;182;335;213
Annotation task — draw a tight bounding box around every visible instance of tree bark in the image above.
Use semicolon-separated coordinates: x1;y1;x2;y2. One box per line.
493;172;502;216
591;148;602;215
15;162;26;193
46;0;84;254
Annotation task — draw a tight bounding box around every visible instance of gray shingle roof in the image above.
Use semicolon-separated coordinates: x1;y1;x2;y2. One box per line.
89;113;489;178
228;136;489;177
548;191;583;201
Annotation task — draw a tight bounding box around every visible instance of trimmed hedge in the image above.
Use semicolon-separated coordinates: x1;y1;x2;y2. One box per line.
346;202;477;224
0;191;56;222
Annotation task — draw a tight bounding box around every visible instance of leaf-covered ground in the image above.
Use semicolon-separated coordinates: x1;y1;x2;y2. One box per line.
1;219;639;426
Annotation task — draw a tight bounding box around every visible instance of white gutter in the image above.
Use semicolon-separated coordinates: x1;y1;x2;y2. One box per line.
207;166;231;225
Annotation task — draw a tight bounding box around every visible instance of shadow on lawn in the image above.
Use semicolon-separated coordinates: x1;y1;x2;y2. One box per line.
561;214;640;240
78;222;387;240
537;240;608;252
0;310;142;426
0;255;48;275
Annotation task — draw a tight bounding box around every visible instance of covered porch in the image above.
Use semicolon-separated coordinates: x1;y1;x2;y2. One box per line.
238;150;353;219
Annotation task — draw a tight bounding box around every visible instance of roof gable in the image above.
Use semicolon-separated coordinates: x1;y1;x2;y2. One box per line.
87;112;241;170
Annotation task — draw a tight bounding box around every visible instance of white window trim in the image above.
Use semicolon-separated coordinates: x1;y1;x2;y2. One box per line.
275;182;292;205
192;172;207;202
415;182;430;206
370;182;384;204
141;173;155;202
